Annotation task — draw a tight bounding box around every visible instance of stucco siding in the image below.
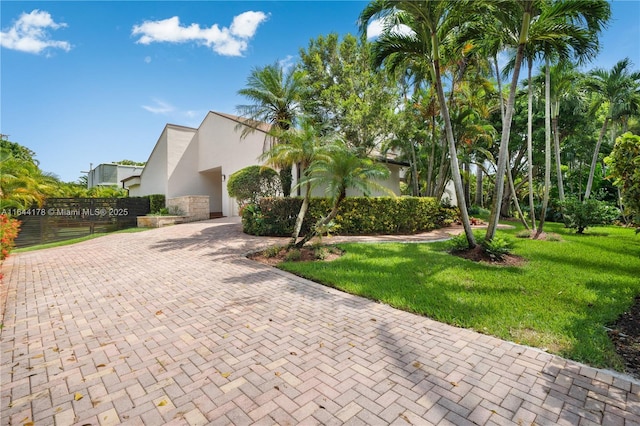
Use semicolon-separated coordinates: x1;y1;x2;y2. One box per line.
197;112;272;217
136;129;169;196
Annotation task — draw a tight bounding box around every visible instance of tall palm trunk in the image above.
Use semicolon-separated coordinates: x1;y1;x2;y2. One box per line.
536;57;553;238
410;141;420;196
430;32;476;248
486;6;532;242
507;150;530;230
295;190;345;248
584;117;609;200
492;51;528;231
552;114;565;203
526;58;537;231
425;116;437;196
290;181;312;247
475;163;483;207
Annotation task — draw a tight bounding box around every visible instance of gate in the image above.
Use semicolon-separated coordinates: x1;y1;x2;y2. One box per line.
14;197;150;248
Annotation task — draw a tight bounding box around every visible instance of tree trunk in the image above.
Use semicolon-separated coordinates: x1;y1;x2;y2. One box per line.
526;59;537;232
426;115;437;196
507;150;530;230
464;161;471;207
552;115;565;203
410;141;420;196
486;7;532;242
290;182;311;247
295;191;345;248
431;32;475;248
535;57;552;238
584;117;609;200
475;162;483;207
433;136;450;199
501;179;511;217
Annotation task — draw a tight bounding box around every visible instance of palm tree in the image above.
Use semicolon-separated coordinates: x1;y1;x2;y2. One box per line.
294;142;391;248
236;62;307;197
584;58;640;200
260;119;332;247
359;0;489;248
533;0;609;237
494;0;609;237
0;148;48;210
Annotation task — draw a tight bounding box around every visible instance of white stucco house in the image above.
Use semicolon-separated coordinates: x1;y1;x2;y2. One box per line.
124;111;405;218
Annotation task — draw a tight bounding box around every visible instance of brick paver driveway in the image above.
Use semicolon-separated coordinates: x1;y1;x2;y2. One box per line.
1;218;639;425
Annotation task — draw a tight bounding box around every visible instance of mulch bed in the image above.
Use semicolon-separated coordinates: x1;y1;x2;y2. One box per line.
450;245;527;267
607;295;640;379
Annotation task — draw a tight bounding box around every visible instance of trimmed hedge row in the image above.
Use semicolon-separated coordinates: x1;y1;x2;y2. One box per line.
242;197;457;236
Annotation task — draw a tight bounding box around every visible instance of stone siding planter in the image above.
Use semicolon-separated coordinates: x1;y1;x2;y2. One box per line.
137;215;185;228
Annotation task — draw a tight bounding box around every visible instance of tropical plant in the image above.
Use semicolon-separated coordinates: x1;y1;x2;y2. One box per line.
0;145;51;210
605;132;640;225
584;58;640;200
298;33;401;155
562;197;618;234
359;0;492;248
294;142;391;247
226;165;281;210
0;214;20;261
236;62;307;196
260;119;332;246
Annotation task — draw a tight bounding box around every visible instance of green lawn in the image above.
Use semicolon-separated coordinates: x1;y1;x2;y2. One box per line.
279;222;640;370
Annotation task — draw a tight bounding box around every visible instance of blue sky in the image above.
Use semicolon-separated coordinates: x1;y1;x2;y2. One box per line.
1;1;639;183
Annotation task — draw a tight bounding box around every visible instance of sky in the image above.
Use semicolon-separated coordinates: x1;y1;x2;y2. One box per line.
1;0;639;183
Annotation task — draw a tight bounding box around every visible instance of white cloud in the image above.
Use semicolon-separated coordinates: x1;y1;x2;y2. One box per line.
132;11;268;57
367;17;413;40
0;9;72;55
142;98;174;114
144;56;152;63
278;55;295;72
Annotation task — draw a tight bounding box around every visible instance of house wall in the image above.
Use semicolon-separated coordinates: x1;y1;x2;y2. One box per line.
309;162;403;198
126;111;407;218
128;125;196;197
197;112;271;217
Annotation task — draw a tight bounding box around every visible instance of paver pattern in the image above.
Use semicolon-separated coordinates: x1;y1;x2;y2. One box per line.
1;217;639;425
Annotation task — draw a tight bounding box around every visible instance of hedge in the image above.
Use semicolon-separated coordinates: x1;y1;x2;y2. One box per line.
242;197;457;236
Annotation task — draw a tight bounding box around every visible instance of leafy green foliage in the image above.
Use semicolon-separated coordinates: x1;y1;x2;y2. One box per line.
285;248;302;261
236;62;306;196
242;196;456;237
226;165;281;209
298;33;400;153
0;214;20;261
562;197;619;233
148;194;166;214
480;236;513;260
112;159;146;166
606;132;640;223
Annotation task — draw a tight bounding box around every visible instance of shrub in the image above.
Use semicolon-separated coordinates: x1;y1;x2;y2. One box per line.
263;245;283;258
562;198;619;233
448;233;471;251
227;166;281;209
285;249;302;261
148;194;166;214
481;236;513;260
605;132;640;223
242;197;457;237
0;214;20;261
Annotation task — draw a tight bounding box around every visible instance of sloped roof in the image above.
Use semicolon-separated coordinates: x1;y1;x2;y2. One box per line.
211;111;272;133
